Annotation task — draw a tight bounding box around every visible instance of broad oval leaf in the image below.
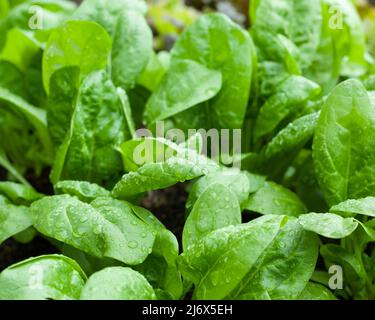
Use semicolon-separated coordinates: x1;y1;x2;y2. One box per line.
178;215;319;300
169;13;253;129
313;79;375;206
0;255;86;300
80;267;156;300
111;9;152;90
298;213;358;239
330;197;375;218
297;282;337;300
182;183;241;250
245;181;306;216
31;195;155;265
145;59;222;124
186;168;253;213
42;20;111;93
0;196;32;245
54;180;110;203
112;153;219;199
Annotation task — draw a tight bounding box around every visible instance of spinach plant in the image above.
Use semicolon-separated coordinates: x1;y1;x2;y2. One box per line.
1;0;375;301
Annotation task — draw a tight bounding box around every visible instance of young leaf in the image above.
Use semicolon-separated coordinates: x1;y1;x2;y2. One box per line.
183;183;241;250
80;267;156;300
245;182;307;216
111;9;152;90
72;0;147;35
0;181;42;205
145;59;222;124
0;195;32;245
167;13;253;129
54;180;110;203
31;195;155;265
51;70;130;185
254;76;321;141
298;213;358;239
178;215;319;299
313;79;375;206
186;168;252;213
330;197;375;218
0;255;86;300
112;153;219;199
47;66;80;145
42;20;111;93
297;282;337;300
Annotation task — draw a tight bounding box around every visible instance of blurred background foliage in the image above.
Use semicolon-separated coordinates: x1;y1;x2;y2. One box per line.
45;0;375;52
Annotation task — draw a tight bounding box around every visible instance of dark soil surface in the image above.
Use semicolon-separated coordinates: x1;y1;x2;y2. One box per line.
0;237;59;271
142;183;188;244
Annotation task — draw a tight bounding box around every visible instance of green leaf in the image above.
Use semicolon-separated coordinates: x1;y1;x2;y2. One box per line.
0;254;86;300
330;197;375;218
112;153;219;198
298;213;358;239
31;195;155;265
42;20;111;93
54;180;110;203
0;147;30;186
297;282;337;300
183;183;241;250
0;87;53;161
169;13;253;129
320;244;367;298
0;181;42;205
0;28;40;72
254;76;321;141
111;9;152;90
145;59;222;124
47;66;80;145
186;168;252;213
313;79;375;206
72;0;147;35
178;215;319;299
80;267;156;300
50;70;130;186
260;112;319;176
251;0;322;69
137;51;170;92
0;195;32;244
245;182;307;217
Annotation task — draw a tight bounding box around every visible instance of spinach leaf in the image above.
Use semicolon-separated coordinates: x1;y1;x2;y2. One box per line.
313;79;375;206
149;13;253;130
0;254;86;300
183;183;241;250
111;9;152;90
54;180;110;203
0;181;42;205
72;0;147;35
80;267;156;300
330;197;375;218
42;20;111;93
144;59;222;124
47;66;80;145
297;282;337;300
186;168;255;214
112;150;219;199
178;215;319;299
245;182;307;217
254;76;321;142
0;195;32;245
31;195;155;265
50;70;130;186
298;213;359;239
